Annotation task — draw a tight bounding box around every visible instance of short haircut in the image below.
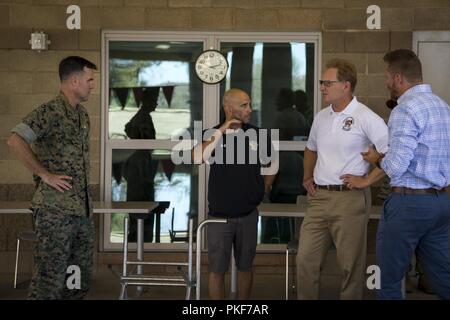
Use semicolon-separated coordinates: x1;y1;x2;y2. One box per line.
326;58;357;93
222;88;248;106
383;49;422;83
59;56;97;81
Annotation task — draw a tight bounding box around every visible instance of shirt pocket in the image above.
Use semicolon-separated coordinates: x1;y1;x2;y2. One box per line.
60;121;84;153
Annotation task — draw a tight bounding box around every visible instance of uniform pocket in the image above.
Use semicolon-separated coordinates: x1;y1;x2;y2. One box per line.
39;182;77;212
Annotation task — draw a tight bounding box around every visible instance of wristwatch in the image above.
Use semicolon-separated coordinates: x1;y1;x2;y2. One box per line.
376;153;385;169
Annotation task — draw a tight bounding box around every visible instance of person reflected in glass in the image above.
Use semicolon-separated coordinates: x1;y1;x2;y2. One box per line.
274;88;308;141
294;89;313;133
266;148;306;243
123;87;159;242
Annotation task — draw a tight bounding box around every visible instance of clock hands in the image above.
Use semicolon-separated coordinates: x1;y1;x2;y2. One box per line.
208;63;223;69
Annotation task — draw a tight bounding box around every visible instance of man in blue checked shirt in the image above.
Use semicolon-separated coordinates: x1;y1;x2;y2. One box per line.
341;49;450;299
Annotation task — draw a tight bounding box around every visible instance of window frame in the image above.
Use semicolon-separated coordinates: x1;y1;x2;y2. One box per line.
100;30;322;252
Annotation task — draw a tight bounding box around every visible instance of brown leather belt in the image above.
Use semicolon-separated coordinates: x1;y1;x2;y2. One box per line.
316;185;351;191
391;187;446;195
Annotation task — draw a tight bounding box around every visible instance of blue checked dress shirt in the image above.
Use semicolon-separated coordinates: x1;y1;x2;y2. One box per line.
381;84;450;189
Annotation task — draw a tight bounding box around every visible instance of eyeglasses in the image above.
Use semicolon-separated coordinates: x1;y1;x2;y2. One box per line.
319;80;343;87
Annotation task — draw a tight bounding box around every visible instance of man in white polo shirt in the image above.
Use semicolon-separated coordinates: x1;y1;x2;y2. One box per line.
296;59;389;300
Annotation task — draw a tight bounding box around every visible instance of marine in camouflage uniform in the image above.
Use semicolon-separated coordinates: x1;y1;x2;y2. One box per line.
11;93;94;299
9;57;96;299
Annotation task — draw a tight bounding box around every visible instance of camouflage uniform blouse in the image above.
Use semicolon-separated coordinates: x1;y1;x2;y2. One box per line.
11;93;92;217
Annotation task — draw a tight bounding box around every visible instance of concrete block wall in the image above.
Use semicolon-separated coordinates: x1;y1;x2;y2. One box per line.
1;0;449;271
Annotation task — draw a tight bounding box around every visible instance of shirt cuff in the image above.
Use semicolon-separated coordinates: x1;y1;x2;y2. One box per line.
380;157;390;175
11;123;37;144
305;141;317;151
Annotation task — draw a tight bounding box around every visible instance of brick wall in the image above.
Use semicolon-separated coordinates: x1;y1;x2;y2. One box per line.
1;0;450;185
1;0;449;270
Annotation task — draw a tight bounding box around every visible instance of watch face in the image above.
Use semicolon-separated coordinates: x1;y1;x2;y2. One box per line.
195;50;228;84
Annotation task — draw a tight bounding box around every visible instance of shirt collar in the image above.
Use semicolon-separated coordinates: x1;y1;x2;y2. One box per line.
56;92;82;120
218;121;253;131
329;96;359;116
397;84;431;104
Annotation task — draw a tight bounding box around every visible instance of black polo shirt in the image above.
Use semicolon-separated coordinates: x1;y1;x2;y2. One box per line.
205;123;272;218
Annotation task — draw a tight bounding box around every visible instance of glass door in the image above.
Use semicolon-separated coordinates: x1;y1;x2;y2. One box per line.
215;33;321;251
101;31;321;251
102;32;210;250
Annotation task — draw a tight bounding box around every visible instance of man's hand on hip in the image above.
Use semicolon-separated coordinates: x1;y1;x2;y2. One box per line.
40;172;73;193
340;174;369;190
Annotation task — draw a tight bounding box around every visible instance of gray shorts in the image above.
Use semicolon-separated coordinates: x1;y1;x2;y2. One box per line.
207;209;258;273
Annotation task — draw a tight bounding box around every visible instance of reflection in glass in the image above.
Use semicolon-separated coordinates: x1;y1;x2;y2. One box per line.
220;42;315;140
108;41;204;140
110;149;198;244
259;151;306;244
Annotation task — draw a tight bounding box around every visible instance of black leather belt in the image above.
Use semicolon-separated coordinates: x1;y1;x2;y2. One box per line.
316;185;351;191
391;187;446;195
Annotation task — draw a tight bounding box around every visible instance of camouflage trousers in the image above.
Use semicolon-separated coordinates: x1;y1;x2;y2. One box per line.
28;209;94;300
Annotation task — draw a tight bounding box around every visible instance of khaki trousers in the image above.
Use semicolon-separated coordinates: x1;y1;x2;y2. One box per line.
296;188;368;300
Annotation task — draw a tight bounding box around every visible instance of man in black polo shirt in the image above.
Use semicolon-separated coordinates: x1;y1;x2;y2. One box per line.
193;88;276;300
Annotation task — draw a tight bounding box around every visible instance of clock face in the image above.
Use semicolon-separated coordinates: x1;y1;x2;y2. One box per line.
195;50;228;84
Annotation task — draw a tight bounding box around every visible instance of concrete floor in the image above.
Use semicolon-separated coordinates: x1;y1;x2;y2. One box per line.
0;265;438;300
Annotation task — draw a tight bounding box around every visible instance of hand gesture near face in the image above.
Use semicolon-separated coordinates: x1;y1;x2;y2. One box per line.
220;107;241;133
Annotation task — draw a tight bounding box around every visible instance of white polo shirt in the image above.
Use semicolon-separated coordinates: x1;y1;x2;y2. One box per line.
307;97;388;185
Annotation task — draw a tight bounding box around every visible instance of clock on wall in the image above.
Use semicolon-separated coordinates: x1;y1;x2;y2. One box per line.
195;49;229;84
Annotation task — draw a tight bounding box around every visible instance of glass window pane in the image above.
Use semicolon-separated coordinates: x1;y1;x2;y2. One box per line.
259;151;306;244
108;41;204;140
220;42;315;141
110;149;198;244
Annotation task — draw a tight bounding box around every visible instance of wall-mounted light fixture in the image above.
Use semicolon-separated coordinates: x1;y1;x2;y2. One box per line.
29;31;51;51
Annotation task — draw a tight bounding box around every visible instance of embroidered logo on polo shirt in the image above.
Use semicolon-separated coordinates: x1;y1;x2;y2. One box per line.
342;117;354;131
